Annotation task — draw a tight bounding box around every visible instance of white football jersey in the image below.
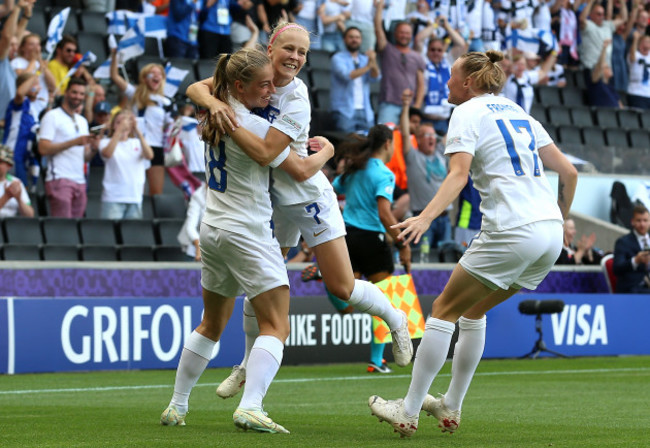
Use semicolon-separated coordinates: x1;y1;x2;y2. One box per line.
202;99;288;239
255;77;331;206
445;94;563;231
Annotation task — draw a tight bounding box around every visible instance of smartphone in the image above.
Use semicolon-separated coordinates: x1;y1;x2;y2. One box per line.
89;124;105;135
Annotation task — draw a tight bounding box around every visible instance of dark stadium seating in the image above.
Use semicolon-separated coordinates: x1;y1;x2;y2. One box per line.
536;86;562;107
604;128;629;148
547;105;571;126
152;194;186;219
118;219;156;246
569;106;594;127
3;217;42;244
154;245;188;262
595;108;618;128
581;127;606;148
119;245;155;261
617;109;641;130
41;217;80;245
2;244;41;261
156;219;184;246
81;245;119;261
42;244;80;261
557;125;582;145
79;219;118;245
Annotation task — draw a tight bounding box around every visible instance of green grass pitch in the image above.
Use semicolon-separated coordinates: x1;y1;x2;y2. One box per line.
2;356;649;448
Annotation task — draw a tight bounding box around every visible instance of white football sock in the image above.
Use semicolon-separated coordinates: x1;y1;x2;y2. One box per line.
237;335;284;411
170;331;216;413
347;279;402;329
240;296;259;368
444;316;486;411
403;318;456;416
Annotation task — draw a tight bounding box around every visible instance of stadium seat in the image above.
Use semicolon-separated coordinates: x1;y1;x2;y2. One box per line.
547;105;571;126
536;86;562;107
154;245;188;262
152;194;187;219
3;217;43;244
145;37;164;58
118;219;156;246
561;88;585;107
529;104;547;124
2;244;41;261
41;217;80;244
142;195;154;220
617;109;641;130
628;129;650;148
42;244;80;261
604;128;629;148
307;50;333;69
78;11;107;33
544;124;557;143
77;32;107;68
196;59;215;80
81;245;118;261
309;68;331;90
296;68;311;89
88;166;104;194
640;111;650;129
119;245;155;261
569;106;594;127
79;219;117;245
156;218;184;245
601;254;616;293
28;10;48;42
557;125;582;145
581;127;606;148
594;108;619;128
314;89;331;110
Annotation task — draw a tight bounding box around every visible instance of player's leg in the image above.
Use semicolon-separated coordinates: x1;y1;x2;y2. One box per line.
161;287;236;425
234;285;291;434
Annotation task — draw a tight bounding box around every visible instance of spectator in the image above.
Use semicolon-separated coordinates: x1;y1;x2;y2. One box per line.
47;35;92;93
551;0;580;68
613;205;650;293
0;1;22;120
198;0;237;59
3;72;40;190
10;33;55;118
578;0;627;76
318;0;349;52
0;144;34;217
258;0;297;43
177;182;206;261
502;52;554;114
83;83;106;125
166;0;200;59
295;0;321;48
556;218;603;265
346;0;375;53
626;31;650;109
110;48;175;195
0;0;16;19
176;102;204;179
99;109;154;219
38;78;92;218
330;26;380;133
545;60;567;87
230;0;259;50
400;89;451;256
612;20;629;93
374;0;426;124
586;39;621;107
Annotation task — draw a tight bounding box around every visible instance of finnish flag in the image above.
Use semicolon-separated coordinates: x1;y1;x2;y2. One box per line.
164;63;190;98
117;22;146;62
106;10;139;35
45;7;70;55
144;15;167;39
60;51;96;88
93;58;112;79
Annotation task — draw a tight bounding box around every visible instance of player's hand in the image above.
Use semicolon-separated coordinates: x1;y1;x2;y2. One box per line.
309;136;334;158
392;214;434;245
209;101;238;134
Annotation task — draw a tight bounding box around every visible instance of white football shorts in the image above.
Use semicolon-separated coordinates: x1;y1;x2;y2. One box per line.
272;187;346;248
459;219;563;290
200;223;289;299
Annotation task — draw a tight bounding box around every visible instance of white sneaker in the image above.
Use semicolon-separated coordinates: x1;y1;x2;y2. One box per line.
233;408;290;434
160;405;187;426
216;365;246;399
390;310;413;367
422;394;461;433
368;395;418;438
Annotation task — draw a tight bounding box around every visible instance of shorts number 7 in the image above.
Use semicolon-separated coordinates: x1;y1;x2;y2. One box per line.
496;119;540;177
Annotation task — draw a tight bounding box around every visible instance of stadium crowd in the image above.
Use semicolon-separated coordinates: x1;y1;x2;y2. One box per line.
0;0;648;291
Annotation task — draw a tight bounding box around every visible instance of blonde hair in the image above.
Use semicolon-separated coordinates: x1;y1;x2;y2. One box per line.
133;63;166;110
458;50;506;95
268;20;310;48
109;109;136;138
202;48;271;144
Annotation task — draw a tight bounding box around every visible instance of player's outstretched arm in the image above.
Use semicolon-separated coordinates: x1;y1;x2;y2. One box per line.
538;143;578;220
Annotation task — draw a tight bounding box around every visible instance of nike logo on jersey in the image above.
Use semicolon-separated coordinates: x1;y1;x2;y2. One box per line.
313;229;327;238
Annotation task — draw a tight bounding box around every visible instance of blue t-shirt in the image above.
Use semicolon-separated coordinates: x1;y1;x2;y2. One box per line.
333;157;395;233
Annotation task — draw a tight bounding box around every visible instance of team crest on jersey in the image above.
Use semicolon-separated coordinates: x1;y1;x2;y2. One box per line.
253;105;280;123
280;114;302;131
447;136;461;146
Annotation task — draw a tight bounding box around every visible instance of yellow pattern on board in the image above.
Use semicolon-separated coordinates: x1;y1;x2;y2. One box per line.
372;274;425;343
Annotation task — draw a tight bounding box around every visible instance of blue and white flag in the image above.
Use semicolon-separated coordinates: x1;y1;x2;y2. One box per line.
59;51;96;88
164;63;190;98
45;7;70;55
106;10;139;35
93;58;112;79
144;15;167;39
505;27;558;55
117;22;145;62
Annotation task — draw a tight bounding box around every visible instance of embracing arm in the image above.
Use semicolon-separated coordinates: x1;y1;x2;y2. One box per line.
393;152;472;244
538;143;578;219
229;126;293;166
278;137;334;182
186;77;239;132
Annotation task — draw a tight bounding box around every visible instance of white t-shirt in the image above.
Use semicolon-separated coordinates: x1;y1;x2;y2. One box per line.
10;57;49;117
445;94;562;232
179;116;204;173
0;174;30;218
99;137;149;204
264;77;331;206
202;99;289;240
40;107;89;184
627;51;650;98
124;84;174;148
502;71;539;114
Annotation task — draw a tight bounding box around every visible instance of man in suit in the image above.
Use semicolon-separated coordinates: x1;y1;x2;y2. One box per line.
613;204;650;293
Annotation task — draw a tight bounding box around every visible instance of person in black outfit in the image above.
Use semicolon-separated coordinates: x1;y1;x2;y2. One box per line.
613;205;650;293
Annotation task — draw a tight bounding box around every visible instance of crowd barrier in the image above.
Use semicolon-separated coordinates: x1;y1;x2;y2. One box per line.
0;263;646;374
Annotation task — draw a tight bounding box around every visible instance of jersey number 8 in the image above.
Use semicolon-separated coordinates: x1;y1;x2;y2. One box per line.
207;141;228;192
